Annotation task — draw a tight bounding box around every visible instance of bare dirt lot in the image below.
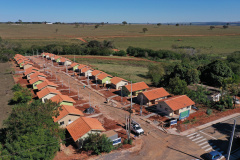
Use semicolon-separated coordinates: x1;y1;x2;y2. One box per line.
0;62;15;128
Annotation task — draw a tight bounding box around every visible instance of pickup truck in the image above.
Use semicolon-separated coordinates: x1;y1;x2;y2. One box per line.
130;120;144;135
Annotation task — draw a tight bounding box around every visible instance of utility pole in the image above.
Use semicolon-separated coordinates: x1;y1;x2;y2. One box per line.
68;78;70;93
89;93;91;107
227;119;236;160
87;73;89;86
78;86;80;100
61;74;63;87
55;71;57;82
128;81;133;140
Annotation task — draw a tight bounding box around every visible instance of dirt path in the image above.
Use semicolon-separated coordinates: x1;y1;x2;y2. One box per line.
0;62;15;128
75;38;88;43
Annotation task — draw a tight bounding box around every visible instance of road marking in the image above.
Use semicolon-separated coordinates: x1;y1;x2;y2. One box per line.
196;138;206;143
218;135;227;140
199;141;208;146
205;147;213;152
189;134;200;139
202;144;210;149
200;131;217;140
192;136;203;141
187;132;198;137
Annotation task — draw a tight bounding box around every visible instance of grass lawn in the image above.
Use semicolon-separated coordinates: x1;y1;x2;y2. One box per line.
1;24;240;54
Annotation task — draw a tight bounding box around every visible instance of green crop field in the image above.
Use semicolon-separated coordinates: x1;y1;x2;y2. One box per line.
1;24;240;54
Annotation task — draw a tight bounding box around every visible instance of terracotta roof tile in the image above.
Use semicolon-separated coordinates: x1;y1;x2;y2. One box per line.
81;67;93;73
24;67;39;76
70;62;79;68
29;77;47;85
91;70;102;76
29;72;47;80
124;82;149;92
66;117;105;141
111;77;128;85
37;87;61;99
160;95;195;111
53;105;84;122
50;94;76;104
59;58;66;62
53;56;61;60
142;88;170;101
78;64;87;70
97;72;112;80
36;81;58;90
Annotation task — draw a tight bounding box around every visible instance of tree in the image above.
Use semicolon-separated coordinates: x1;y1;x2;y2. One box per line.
200;60;233;87
95;24;100;29
168;77;188;95
9;86;32;104
223;25;228;29
55;28;58;33
75;23;79;28
176;23;179;26
157;23;161;27
142;28;148;33
83;133;113;155
122;21;127;25
52;46;63;55
148;64;165;86
210;26;215;30
101;22;104;26
2;100;63;159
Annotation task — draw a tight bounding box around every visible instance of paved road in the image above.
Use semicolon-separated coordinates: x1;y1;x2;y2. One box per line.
185;116;240;159
30;56;206;160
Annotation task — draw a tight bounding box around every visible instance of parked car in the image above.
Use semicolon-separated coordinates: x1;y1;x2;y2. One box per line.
130;120;144;135
205;151;223;160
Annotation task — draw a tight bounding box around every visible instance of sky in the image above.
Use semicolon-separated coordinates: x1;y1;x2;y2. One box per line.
0;0;239;23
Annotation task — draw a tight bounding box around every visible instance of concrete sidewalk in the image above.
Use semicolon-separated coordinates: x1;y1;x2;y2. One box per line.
167;113;240;136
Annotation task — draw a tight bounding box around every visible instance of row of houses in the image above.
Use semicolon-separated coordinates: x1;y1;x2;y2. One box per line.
40;53;196;119
13;54;121;148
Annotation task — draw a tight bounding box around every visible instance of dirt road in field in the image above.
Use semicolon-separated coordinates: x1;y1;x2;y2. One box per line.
0;62;15;128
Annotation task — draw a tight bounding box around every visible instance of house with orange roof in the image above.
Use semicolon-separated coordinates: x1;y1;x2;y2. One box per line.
91;70;102;80
24;67;40;79
23;61;34;70
51;55;60;61
122;81;149;97
55;56;62;62
43;52;50;58
28;72;47;80
70;63;80;71
77;64;87;73
36;80;57;91
66;117;105;148
53;105;84;128
37;87;62;103
156;95;195;118
137;88;170;106
64;58;72;66
50;94;76;106
29;77;47;89
97;72;112;86
110;77;128;90
82;67;94;77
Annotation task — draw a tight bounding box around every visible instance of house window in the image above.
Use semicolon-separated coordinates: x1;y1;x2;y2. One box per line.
165;108;168;111
60;121;64;125
187;106;190;109
69;119;71;122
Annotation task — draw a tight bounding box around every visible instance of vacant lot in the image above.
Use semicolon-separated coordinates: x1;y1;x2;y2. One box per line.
1;24;240;54
72;55;155;84
0;63;15;128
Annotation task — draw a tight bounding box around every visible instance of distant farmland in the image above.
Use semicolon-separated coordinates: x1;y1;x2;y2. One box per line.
1;24;240;54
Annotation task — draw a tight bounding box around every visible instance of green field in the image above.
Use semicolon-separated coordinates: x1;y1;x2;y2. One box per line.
1;24;240;54
74;56;153;84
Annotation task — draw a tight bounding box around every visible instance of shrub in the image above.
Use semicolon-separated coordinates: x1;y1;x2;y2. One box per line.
206;108;212;115
123;139;128;144
128;139;133;145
